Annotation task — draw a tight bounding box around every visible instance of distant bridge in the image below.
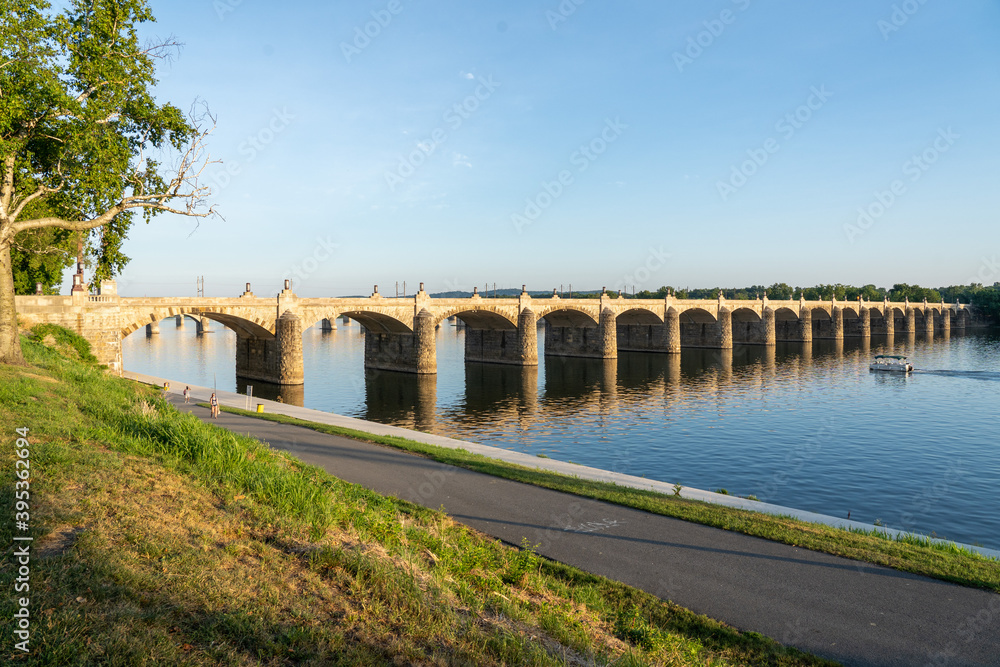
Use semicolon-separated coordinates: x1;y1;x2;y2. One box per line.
16;280;981;386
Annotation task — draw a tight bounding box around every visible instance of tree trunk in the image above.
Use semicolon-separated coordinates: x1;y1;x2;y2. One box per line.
0;242;26;365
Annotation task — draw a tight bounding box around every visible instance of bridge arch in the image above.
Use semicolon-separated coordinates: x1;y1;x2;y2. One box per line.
432;306;517;330
332;310;413;334
614;307;665;353
537;307;600;328
539;306;603;359
731;307;765;344
616;307;663;325
678;307;717;324
810;307;832;320
120;308;274;339
731;307;761;323
772;307;799;321
809;307;835;339
678;307;722;348
839;306;862;337
772;307;802;341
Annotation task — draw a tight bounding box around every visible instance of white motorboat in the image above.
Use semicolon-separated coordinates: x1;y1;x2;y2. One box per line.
869;354;913;373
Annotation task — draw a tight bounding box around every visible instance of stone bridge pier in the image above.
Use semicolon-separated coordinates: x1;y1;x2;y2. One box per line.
14;280;983;386
363;307;437;374
235;310;304;386
361;287;542;373
226;283;304;386
544;292;620;359
678;305;734;349
461;295;539;367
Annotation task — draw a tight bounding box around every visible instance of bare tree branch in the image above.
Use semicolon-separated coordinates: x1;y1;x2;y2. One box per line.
10;182;64;222
140;36;183;62
12;201;213;234
10;114;219;235
10;237;74;257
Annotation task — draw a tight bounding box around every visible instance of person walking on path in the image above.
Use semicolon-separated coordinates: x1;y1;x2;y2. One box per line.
210;392;219;419
183;386;191;404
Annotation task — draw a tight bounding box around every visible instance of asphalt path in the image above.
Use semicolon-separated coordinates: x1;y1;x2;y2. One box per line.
169;396;1000;667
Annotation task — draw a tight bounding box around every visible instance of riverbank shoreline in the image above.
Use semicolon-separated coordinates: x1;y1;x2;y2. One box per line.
14;333;830;665
125;370;1000;561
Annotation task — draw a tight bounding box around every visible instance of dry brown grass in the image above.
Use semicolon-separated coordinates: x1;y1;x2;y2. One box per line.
16;440;630;664
1;334;837;665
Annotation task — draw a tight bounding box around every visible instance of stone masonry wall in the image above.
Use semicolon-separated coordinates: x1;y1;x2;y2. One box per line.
15;291;123;373
616;323;665;352
731;320;768;344
465;328;523;364
544;323;604;357
236;334;280;384
679;322;721;347
364;331;421;373
774;319;803;341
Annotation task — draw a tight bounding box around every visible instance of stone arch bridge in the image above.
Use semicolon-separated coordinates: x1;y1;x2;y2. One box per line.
15;281;980;386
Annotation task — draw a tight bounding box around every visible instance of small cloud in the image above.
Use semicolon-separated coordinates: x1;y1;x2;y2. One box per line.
453;152;472;168
460;71;474;79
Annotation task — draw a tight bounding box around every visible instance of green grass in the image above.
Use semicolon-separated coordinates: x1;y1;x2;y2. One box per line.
26;323;98;363
209;404;1000;594
0;329;836;666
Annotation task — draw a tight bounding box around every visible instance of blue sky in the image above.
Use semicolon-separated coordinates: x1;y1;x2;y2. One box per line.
70;0;1000;297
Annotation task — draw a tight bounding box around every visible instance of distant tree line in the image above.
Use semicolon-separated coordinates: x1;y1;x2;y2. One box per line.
464;282;1000;322
629;283;1000;322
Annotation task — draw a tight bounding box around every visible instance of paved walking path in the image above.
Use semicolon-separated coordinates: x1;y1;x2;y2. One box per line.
128;372;999;559
135;374;1000;667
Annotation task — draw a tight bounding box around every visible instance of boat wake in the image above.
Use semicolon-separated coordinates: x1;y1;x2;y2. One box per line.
912;369;1000;381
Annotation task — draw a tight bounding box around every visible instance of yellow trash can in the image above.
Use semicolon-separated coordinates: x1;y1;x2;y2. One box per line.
256;404;264;413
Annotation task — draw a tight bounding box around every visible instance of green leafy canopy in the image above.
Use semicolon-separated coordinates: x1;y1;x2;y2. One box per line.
0;0;216;282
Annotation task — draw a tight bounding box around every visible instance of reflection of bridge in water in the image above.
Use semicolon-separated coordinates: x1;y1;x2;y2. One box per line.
16;279;982;389
347;333;956;435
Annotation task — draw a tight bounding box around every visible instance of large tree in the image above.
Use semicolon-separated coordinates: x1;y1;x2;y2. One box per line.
10;227;76;294
0;0;215;364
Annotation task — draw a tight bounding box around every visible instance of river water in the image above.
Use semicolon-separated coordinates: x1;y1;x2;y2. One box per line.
123;319;1000;550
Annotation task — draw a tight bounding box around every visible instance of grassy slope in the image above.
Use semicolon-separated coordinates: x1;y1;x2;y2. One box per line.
0;332;835;666
209;406;1000;595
